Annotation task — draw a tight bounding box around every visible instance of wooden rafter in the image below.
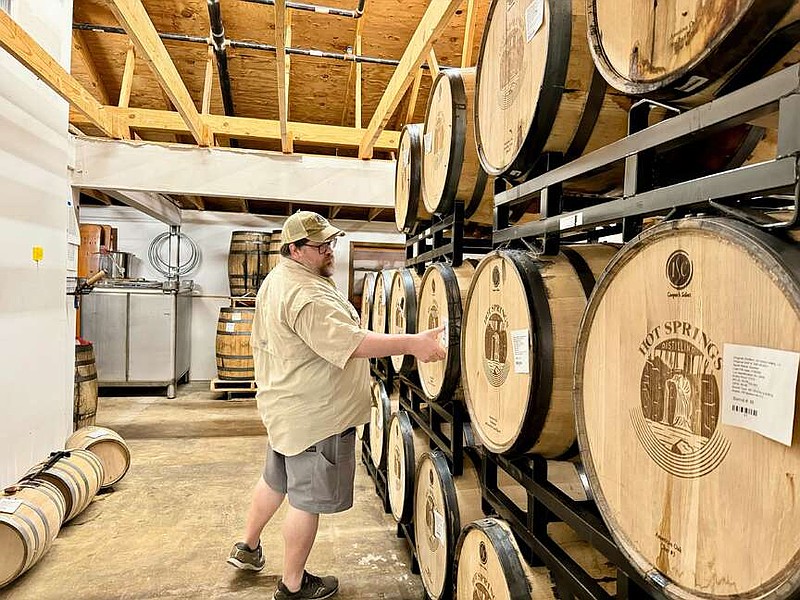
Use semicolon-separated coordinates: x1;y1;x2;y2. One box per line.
81;189;112;205
329;206;342;219
368;207;383;221
202;46;214;115
460;0;479;68
427;48;440;78
117;42;136;139
340;17;365;127
71;107;401;150
0;11;115;136
107;0;211;146
355;30;363;129
274;0;292;153
72;30;111;105
358;0;461;158
403;67;424;126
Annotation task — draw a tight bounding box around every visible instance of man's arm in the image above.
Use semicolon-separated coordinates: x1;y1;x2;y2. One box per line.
351;326;446;363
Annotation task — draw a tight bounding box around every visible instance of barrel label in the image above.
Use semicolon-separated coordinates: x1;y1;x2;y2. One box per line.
633;320;730;478
0;498;22;514
472;571;496;599
483;304;510;387
499;21;525;111
666;250;693;293
524;0;543;42
394;294;406;333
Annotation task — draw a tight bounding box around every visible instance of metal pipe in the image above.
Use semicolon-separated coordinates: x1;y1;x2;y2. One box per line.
206;0;236;118
240;0;365;19
73;22;426;68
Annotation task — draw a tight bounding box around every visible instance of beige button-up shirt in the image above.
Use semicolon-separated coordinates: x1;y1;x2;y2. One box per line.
251;258;370;456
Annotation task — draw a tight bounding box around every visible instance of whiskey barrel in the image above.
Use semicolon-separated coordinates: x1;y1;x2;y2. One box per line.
267;230;282;271
369;379;400;470
66;426;131;489
387;411;429;524
24;449;104;523
575;218;800;600
395;124;430;234
455;518;556;600
0;480;66;588
388;268;422;373
421;68;495;225
215;307;255;381
360;272;377;330
462;245;617;456
586;0;797;100
455;518;617;599
370;270;395;334
417;261;476;402
73;342;98;430
414;450;484;600
228;231;271;297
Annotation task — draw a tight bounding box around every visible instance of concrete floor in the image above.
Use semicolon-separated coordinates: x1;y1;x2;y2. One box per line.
1;383;422;600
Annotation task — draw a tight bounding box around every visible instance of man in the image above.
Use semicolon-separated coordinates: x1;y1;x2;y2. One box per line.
227;211;445;600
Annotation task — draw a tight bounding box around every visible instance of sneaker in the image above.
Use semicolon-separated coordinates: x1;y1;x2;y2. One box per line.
227;542;265;571
273;571;339;599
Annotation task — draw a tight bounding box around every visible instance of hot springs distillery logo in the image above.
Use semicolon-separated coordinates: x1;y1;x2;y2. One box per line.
483;266;509;387
631;250;730;478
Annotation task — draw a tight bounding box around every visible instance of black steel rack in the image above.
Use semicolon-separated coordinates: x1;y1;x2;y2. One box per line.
480;450;669;600
405;202;494;273
359;428;391;515
397;374;471;477
492;64;800;253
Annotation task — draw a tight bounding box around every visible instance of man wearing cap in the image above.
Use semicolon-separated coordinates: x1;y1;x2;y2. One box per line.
227;211;445;599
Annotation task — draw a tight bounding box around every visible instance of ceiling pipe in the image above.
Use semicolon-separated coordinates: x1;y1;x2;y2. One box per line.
240;0;366;19
206;0;236;118
73;23;434;69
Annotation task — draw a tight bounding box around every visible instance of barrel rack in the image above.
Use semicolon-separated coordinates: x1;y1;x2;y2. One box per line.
492;64;800;254
472;64;800;600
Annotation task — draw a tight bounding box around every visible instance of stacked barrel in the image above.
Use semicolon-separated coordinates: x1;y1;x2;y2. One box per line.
216;230;281;383
1;426;131;588
381;1;800;599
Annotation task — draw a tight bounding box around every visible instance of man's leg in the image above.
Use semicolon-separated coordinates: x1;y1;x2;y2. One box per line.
243;476;285;548
280;506;320;592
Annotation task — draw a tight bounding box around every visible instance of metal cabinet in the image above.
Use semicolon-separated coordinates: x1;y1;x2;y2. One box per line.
81;282;192;398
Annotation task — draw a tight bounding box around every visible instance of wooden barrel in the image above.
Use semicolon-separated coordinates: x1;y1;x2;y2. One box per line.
417;261;476;402
267;230;282;271
586;0;797;100
66;426;131;489
388;268;422;373
387;411;429;524
575;218;800;600
0;480;66;588
395;124;430;234
215;307;255;381
360;271;377;330
421;68;495;225
24;449;104;523
455;518;556;600
73;342;98;430
462;245;617;457
369;379;400;470
414;450;484;600
370;270;395;334
228;231;271;297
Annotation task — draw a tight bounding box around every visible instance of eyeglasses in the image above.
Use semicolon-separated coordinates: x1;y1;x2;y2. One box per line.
304;238;338;254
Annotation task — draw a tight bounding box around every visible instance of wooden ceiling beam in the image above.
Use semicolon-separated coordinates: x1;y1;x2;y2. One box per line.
403;67;424;126
73;107;400;150
201;46;214;115
117;42;136;139
427;48;440;78
0;11;115;136
107;0;211;146
274;0;293;153
358;0;461;158
81;189;112;205
460;0;479;68
340;17;365;127
329;206;342;220
72;30;111;105
368;207;383;221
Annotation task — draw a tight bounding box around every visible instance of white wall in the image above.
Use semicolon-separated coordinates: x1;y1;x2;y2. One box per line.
80;207;404;380
0;2;75;487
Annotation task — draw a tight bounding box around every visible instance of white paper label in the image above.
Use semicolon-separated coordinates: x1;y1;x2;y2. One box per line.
721;344;800;446
511;329;530;374
433;510;445;542
525;0;544;42
0;498;22;514
424;132;433;154
231;312;241;321
559;213;583;230
86;430;106;439
225;322;236;332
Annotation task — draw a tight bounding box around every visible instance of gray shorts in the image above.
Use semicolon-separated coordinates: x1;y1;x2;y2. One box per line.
263;428;357;514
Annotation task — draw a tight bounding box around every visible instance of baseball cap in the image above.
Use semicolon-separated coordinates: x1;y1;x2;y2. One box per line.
280;211;344;246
